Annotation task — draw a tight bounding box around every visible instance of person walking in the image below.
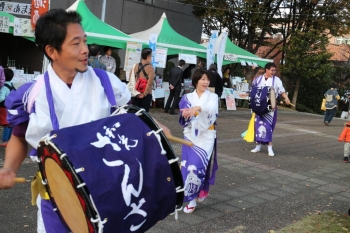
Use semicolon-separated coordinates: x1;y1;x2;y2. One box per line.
324;83;340;126
164;59;185;115
339;91;350;119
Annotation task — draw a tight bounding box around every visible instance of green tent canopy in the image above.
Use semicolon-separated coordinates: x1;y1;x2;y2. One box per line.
0;12;15;34
67;0;145;49
202;33;272;67
130;13;206;57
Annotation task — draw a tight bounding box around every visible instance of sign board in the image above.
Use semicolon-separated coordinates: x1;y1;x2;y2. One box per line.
0;15;9;33
223;88;236;110
154;47;167;68
124;42;142;72
179;54;197;64
224;54;238;62
13;18;34;37
0;1;31;16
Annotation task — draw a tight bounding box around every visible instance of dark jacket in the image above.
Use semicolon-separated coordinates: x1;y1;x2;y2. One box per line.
182;66;192;83
208;69;224;97
168;66;183;91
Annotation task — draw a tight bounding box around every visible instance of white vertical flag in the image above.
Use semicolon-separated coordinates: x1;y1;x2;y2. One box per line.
217;32;227;77
207;30;218;70
149;33;158;68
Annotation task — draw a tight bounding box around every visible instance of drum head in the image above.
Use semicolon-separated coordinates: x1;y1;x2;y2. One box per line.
269;88;276;109
45;158;88;233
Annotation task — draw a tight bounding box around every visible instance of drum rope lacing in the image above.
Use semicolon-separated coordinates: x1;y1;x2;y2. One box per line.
110;105;129;116
147;128;166;155
171;186;185;220
89;194;107;233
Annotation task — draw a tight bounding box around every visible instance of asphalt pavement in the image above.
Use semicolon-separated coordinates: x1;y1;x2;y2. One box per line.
1;106;349;233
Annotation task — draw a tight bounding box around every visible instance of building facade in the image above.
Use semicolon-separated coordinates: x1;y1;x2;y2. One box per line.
0;0;202;73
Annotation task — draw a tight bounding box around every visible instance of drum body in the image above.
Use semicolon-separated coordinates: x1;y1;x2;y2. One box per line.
249;86;276;115
37;105;184;233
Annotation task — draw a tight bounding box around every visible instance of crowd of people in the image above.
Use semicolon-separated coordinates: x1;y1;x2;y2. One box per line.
3;6;347;233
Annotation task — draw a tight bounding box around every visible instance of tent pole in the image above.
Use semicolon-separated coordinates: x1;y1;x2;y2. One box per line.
101;0;106;22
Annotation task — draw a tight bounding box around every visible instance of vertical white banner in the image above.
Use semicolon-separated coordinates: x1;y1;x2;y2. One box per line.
206;30;218;70
149;33;158;69
217;32;227;77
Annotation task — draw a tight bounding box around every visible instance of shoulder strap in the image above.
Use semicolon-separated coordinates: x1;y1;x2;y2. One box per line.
4;83;15;91
93;68;116;106
28;69;117;129
135;62;150;80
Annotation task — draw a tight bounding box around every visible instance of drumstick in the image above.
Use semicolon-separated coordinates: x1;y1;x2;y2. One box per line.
14;177;27;183
166;135;194;147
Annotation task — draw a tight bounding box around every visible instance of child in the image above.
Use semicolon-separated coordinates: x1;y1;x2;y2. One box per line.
338;121;350;162
339;91;350;119
0;68;15;147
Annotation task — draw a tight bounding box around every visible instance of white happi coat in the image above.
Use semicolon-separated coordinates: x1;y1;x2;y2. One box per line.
26;65;130;149
183;90;218;158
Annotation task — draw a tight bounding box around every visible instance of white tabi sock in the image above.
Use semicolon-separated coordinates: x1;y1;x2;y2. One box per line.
251;144;261;153
268;145;274;156
188;199;197;208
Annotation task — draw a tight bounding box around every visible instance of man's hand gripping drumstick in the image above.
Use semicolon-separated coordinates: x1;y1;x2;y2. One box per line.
154;119;193;147
0;135;29;189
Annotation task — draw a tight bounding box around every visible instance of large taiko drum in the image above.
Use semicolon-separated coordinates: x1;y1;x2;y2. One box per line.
37;105;184;233
249;86;276;115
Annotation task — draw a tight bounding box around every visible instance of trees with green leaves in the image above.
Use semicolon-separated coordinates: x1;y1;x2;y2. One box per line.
179;0;350;111
281;29;333;111
179;0;350;59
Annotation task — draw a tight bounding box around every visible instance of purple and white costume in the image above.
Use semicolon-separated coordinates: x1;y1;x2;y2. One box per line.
252;75;285;144
6;64;130;233
179;90;219;202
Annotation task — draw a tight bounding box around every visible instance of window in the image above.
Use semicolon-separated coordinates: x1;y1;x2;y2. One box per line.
137;0;153;4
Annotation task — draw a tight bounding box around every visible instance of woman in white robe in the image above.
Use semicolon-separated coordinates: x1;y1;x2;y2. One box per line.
179;69;219;214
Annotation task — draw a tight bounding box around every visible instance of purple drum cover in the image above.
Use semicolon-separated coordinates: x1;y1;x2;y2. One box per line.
50;113;177;233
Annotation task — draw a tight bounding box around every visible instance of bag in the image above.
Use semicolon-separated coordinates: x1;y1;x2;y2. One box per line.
127;64;141;97
321;98;326;111
135;62;150;93
0;82;16;108
135;77;148;93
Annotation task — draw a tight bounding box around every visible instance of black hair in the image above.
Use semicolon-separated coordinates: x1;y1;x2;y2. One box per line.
209;63;217;71
192;69;210;88
104;46;112;53
330;83;337;88
4;68;14;81
265;62;276;70
89;44;100;56
141;48;152;60
178;59;185;67
35;9;82;62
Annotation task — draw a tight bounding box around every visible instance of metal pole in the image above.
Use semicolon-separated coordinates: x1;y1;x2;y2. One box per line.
101;0;106;22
